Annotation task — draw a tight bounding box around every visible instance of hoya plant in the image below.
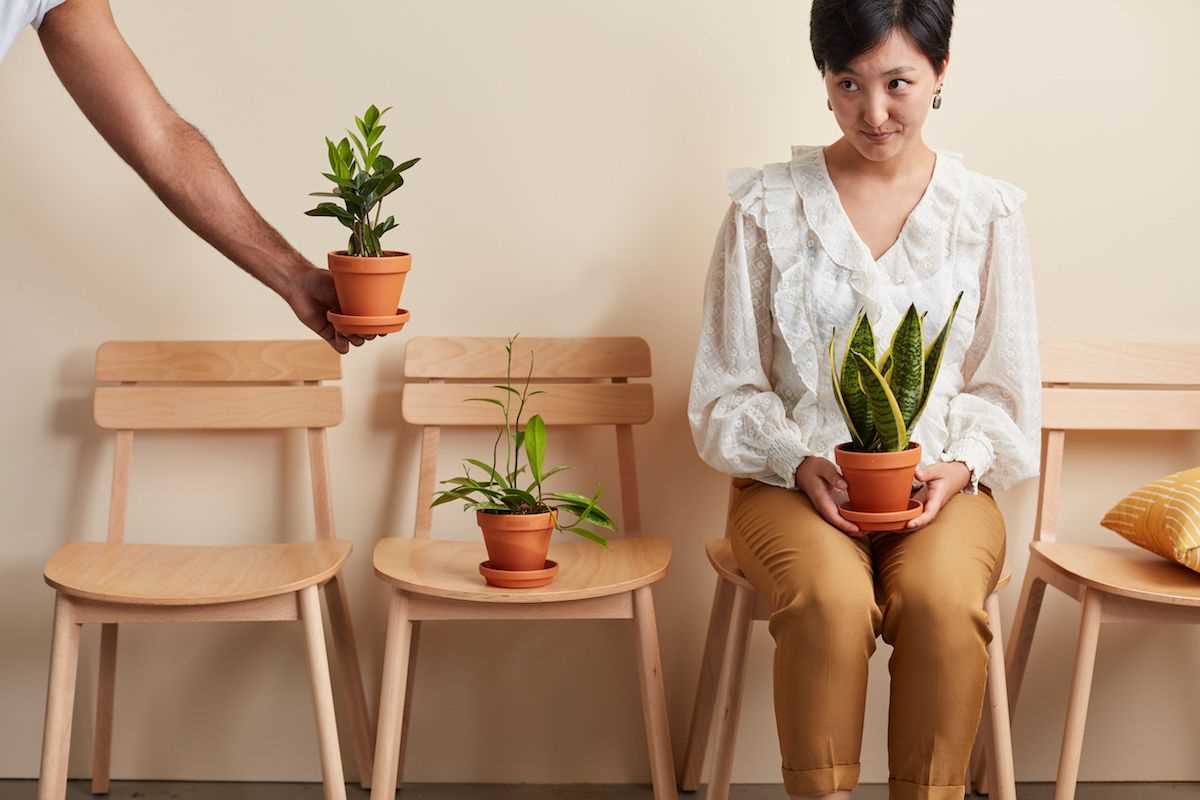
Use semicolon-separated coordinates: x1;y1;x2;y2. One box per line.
829;291;964;452
305;104;420;256
430;335;613;546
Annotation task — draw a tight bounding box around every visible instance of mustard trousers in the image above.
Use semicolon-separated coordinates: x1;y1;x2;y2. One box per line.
727;479;1005;800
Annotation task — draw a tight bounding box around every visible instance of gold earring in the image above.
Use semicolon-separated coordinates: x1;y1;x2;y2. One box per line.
827;98;833;111
932;87;943;110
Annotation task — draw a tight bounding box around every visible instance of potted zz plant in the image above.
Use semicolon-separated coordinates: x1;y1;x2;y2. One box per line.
431;336;613;589
305;104;420;336
828;291;963;531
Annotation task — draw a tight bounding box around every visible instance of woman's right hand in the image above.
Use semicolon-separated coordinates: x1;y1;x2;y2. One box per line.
794;456;862;538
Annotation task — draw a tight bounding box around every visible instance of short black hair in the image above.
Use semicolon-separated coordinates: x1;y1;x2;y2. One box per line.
810;0;954;76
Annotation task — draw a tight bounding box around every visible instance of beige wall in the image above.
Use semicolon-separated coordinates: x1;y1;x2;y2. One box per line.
2;0;1199;785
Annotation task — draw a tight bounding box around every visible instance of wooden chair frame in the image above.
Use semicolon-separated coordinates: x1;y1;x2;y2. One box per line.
1001;341;1200;800
37;341;374;800
369;337;676;800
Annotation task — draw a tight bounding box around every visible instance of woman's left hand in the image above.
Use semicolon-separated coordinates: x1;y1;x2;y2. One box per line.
905;461;972;530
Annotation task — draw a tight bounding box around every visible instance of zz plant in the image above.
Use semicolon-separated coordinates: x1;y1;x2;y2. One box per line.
305;104;420;257
829;291;963;452
430;335;613;546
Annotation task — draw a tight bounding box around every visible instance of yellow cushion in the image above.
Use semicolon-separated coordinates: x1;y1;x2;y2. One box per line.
1100;467;1200;573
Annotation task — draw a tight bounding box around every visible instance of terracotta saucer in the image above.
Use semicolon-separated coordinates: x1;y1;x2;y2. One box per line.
327;308;410;335
479;559;559;589
838;498;924;532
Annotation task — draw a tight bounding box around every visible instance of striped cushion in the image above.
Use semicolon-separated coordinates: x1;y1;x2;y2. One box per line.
1100;467;1200;573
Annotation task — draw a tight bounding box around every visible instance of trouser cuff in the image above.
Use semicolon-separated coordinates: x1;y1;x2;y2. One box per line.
888;777;966;800
781;762;860;796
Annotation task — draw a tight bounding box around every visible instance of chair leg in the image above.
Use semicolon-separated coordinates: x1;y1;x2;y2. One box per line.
299;586;347;800
39;594;82;800
370;589;413;800
90;623;119;795
708;584;755;800
679;579;734;792
984;592;1017;800
633;586;678;800
1006;568;1049;722
394;620;422;786
323;575;374;788
1054;588;1103;800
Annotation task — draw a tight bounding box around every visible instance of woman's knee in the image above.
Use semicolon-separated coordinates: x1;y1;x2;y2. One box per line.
881;579;991;656
768;581;878;653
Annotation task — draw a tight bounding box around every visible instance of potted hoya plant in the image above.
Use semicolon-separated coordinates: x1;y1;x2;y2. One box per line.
431;336;613;588
828;291;963;531
305;104;420;336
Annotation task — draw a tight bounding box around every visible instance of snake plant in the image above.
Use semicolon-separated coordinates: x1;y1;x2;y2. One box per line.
829;291;963;452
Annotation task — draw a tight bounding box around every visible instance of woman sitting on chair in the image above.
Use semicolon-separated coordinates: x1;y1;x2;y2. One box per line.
687;1;1041;797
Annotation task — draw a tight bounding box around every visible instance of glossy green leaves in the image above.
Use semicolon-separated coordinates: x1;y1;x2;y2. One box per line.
828;292;964;452
305;104;421;257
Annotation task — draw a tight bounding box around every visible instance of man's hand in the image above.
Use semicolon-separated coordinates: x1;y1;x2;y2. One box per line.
38;0;375;354
283;265;380;354
906;461;972;530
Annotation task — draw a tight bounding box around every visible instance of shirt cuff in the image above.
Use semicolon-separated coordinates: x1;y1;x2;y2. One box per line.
767;430;810;490
940;433;995;495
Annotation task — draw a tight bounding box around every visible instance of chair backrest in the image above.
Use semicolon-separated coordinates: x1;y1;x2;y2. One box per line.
93;340;343;544
1036;341;1200;543
402;336;653;538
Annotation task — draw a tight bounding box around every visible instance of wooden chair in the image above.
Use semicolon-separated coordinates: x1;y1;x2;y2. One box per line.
38;341;374;800
369;336;676;799
1002;341;1200;800
677;490;1017;800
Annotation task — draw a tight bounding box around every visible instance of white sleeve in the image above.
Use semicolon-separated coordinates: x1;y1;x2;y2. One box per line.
687;203;812;489
29;0;67;29
939;205;1042;493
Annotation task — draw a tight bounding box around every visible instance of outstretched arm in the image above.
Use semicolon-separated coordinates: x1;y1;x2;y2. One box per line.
37;0;362;353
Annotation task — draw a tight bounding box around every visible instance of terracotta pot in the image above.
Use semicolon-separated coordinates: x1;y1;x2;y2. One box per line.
476;510;555;572
834;441;922;513
327;250;411;317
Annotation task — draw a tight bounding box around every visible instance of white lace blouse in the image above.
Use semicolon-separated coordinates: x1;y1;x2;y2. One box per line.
687;144;1041;495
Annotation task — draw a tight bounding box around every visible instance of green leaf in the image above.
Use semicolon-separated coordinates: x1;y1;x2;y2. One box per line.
839;310;876;447
366;141;382;170
499;487;539;508
851;351;906;451
566;526;609;547
325;137;341;175
336;138;353;171
491;385;521;396
524;415;546;485
910;291;963;430
364;104;380;129
395;157;421;173
355;116;369;140
829;328;865;448
465;397;508;414
346;129;368;169
430;488;471;508
374;155;394;174
366;124;386;147
887;304;925;429
465;459;509;489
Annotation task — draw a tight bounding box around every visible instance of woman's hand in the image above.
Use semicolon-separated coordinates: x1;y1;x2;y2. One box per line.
905;461;972;530
795;456;862;538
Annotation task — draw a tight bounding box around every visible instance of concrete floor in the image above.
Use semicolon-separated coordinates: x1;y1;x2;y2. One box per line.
2;783;1200;799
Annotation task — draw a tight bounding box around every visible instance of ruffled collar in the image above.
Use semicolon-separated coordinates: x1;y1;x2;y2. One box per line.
788;144;968;285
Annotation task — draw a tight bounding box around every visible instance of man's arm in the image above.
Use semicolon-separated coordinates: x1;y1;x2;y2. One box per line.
37;0;362;353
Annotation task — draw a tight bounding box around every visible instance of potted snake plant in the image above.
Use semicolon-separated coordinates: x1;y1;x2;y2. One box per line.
829;291;963;526
430;335;613;588
305;104;420;335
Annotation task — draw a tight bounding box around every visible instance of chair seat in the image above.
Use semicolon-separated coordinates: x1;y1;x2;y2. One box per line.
44;540;351;606
705;538;1012;593
373;536;671;603
1031;540;1200;606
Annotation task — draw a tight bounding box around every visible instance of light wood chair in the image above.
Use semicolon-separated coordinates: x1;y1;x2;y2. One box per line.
678;492;1017;800
1001;341;1200;800
369;336;676;799
38;341;374;800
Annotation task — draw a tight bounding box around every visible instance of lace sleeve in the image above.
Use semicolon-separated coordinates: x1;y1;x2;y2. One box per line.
688;203;811;488
939;204;1042;493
